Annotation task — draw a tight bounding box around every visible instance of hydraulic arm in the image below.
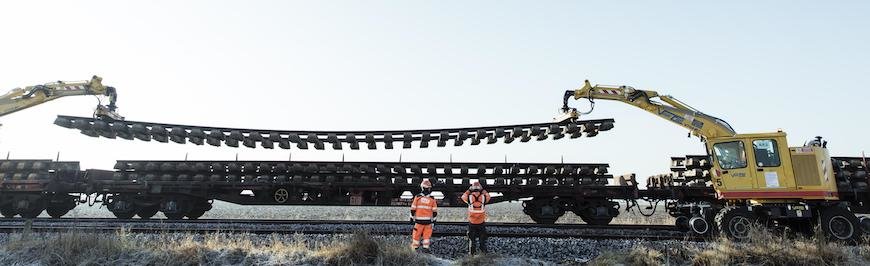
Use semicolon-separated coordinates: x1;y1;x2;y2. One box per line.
561;80;735;140
0;76;123;123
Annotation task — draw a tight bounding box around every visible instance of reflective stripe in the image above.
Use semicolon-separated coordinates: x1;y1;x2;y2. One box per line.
466;192;486;214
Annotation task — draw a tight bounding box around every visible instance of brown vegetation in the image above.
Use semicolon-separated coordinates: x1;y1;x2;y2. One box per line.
588;227;870;266
0;231;442;265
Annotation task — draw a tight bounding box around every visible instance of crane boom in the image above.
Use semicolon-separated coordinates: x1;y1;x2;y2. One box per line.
561;80;735;140
0;76;122;122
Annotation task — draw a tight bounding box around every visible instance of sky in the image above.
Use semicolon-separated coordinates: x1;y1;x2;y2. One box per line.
0;1;868;183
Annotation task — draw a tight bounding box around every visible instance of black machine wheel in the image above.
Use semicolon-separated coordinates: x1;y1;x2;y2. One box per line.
46;205;71;219
819;206;862;243
137;205;160;219
689;216;711;235
0;205;17;218
715;206;755;241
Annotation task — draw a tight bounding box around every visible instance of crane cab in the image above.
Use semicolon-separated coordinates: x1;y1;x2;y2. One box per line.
707;132;839;201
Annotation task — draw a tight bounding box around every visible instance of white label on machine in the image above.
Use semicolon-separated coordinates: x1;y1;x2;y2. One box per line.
765;172;780;188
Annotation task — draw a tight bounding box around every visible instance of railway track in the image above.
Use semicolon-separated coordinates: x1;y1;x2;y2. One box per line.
0;218;697;240
54;115;614;150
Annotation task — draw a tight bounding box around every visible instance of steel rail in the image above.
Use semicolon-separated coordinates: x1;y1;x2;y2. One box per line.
0;218;674;230
54;115;614;150
0;218;695;240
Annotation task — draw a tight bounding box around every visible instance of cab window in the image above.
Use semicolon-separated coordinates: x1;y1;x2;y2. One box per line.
713;141;747;170
752;139;781;167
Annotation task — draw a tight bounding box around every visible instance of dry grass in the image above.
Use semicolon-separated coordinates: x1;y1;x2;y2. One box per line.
0;231;441;266
588;227;870;266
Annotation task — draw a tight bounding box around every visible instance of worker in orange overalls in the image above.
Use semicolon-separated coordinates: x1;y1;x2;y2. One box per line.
462;181;491;255
410;179;437;253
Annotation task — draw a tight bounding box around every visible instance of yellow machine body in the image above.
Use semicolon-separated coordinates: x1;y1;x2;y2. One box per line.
0;76;123;123
706;132;839;201
562;80;841;203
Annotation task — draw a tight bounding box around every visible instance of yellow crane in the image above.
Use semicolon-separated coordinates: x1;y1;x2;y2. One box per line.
562;80;867;241
0;76;123;127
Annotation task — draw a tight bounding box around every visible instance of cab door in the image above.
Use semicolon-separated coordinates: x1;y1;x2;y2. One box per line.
710;139;755;190
750;138;794;190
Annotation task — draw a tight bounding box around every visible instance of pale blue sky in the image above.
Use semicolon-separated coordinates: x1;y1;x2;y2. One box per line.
1;1;868;181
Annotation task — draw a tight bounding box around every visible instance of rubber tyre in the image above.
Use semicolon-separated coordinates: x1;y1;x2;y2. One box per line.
689;216;711;235
819;206;862;243
46;205;71;219
137;205;160;219
715;206;755;241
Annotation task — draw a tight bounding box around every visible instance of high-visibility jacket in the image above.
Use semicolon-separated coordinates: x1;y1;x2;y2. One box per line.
462;190;490;224
410;194;438;224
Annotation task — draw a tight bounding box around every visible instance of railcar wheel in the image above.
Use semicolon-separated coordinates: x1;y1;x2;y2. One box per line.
530;216;558;224
576;202;618;225
20;207;44;219
523;198;565;224
675;216;690;231
715;207;755;241
109;199;137;219
161;198;193;220
186;200;212;220
46;205;71;218
0;205;17;218
112;210;136;219
819;206;862;243
579;214;613;226
164;212;185;220
137;205;160;219
186;209;206;219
